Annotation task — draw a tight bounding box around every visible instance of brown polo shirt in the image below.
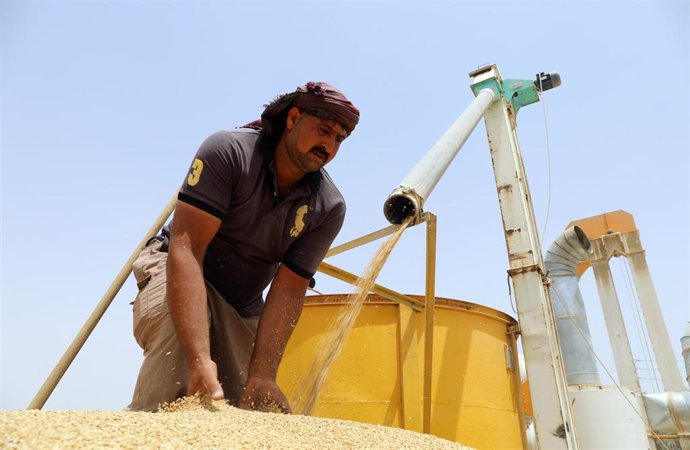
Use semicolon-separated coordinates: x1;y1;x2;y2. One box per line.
171;128;345;317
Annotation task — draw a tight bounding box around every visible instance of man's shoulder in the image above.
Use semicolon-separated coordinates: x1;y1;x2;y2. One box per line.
205;128;261;150
198;128;265;167
317;169;346;211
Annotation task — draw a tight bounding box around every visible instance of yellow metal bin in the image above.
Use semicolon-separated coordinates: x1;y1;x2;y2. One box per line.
277;294;525;449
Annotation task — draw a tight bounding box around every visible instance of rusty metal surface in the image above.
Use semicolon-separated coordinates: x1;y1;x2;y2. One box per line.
480;65;576;448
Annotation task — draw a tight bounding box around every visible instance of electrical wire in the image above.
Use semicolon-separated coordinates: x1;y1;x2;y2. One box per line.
507;273;517;314
536;85;553;247
620;257;662;392
615;257;655;390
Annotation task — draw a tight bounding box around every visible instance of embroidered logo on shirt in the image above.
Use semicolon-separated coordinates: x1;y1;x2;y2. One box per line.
187;158;204;186
290;204;309;238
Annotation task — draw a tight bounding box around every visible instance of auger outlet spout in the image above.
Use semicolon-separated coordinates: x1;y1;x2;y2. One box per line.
383;88;496;225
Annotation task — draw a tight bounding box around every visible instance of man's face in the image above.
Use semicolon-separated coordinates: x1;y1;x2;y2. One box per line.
283;108;348;173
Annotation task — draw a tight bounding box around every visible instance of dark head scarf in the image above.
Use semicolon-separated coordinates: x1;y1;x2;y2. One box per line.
259;82;360;136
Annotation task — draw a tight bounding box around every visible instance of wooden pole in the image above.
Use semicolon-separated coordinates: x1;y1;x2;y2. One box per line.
27;193;178;410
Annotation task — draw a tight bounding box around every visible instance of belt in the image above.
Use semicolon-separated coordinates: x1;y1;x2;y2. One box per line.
146;235;164;246
136;276;151;291
145;235;169;252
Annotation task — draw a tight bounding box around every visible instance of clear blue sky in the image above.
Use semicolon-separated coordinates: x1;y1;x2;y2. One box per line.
2;1;688;410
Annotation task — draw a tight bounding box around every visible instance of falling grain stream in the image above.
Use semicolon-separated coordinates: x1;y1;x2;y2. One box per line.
292;217;412;416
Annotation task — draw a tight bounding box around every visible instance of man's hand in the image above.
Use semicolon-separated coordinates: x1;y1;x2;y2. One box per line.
240;265;307;414
238;376;291;413
186;358;224;400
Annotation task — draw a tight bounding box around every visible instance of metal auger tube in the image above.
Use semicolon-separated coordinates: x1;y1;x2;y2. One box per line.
544;225;600;385
383;88;496;225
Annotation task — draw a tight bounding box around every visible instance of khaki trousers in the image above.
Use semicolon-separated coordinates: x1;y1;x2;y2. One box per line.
128;240;259;411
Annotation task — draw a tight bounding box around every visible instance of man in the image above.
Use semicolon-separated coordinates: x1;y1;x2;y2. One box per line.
128;82;359;413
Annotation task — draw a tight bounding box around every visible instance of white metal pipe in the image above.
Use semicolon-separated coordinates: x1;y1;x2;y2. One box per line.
383;89;496;225
545;226;600;385
642;391;690;436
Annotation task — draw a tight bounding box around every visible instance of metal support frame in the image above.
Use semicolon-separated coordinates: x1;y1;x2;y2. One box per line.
325;224;401;258
316;213;438;435
472;64;578;449
423;212;437;434
588;231;685;392
398;304;423;432
627;250;685;392
591;258;643;393
317;262;424;311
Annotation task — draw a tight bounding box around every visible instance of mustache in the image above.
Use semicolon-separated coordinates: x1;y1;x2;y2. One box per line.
309;146;330;161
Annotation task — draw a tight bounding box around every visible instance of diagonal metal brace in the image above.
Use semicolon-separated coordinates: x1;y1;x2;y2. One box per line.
317;261;424;311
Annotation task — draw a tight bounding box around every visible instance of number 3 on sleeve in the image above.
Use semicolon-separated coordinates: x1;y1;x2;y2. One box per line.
187;158;204;187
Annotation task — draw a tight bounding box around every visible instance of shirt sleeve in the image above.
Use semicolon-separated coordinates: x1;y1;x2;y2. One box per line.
178;131;240;219
282;201;346;279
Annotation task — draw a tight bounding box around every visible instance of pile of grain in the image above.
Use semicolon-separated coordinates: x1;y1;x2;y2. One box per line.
292;218;412;415
1;395;471;449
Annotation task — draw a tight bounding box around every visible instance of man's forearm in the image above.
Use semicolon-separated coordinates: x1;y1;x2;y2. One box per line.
248;270;307;380
166;244;211;367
